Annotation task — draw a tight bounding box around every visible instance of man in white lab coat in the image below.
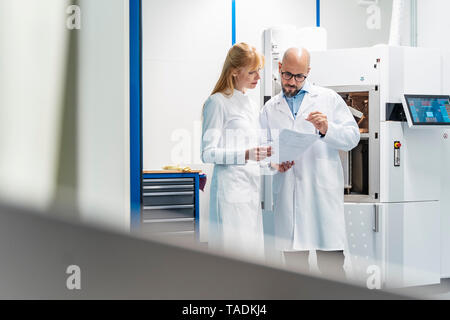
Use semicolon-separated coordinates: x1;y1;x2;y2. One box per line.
260;48;360;279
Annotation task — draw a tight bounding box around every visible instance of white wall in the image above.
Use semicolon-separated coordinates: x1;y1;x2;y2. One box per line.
235;0;316;105
142;0;398;241
142;0;231;241
323;0;396;49
142;0;397;168
417;0;450;51
0;0;131;232
0;0;69;210
142;0;231;170
77;0;130;232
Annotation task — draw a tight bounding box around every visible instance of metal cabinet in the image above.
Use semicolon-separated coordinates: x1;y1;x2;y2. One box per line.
140;172;203;237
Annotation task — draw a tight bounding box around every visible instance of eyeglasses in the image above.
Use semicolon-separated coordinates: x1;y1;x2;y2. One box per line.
281;71;307;82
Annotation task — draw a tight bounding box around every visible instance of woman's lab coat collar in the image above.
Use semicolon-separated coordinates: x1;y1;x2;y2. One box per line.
233;88;248;98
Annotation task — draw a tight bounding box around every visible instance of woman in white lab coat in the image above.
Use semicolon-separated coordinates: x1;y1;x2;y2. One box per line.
201;43;271;260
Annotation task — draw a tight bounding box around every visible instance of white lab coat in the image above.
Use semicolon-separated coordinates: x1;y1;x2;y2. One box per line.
260;83;360;251
201;89;264;260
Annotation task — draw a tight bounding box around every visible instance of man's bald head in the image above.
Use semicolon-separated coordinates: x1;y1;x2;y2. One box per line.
279;47;311;97
282;47;310;69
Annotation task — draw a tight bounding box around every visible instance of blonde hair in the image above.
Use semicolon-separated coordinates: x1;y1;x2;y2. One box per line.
211;42;265;97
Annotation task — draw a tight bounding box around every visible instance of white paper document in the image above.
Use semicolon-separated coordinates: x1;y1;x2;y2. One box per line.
274;129;319;163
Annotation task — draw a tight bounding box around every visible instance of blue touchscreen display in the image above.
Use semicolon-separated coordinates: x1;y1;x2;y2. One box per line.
405;95;450;124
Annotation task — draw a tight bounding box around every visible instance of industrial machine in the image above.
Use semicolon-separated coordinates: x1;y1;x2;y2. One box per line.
261;28;450;288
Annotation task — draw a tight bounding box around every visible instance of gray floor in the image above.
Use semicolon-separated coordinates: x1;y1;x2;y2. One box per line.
251;249;450;299
394;278;450;299
137;229;450;299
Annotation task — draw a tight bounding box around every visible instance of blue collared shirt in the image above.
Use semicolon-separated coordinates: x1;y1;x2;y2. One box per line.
284;80;311;119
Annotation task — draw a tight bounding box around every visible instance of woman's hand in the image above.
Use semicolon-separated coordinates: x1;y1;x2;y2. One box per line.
271;161;295;173
245;146;272;162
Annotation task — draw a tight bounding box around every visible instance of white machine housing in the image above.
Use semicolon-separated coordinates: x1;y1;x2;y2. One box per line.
261;28;450;287
307;45;448;288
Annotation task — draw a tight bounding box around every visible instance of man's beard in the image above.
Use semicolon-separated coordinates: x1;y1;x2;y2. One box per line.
282;84;300;98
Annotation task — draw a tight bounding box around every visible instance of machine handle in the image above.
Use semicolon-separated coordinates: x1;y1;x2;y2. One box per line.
373;204;379;233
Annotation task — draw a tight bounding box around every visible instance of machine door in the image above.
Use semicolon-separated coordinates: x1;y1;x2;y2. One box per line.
344;203;384;287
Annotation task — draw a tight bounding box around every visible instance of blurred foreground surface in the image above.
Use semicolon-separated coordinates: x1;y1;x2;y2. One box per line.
0;202;409;299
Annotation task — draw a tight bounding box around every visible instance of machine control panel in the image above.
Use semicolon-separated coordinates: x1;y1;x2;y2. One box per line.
402;95;450;128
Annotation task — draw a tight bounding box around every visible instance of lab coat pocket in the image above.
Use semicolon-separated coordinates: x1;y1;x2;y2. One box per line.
316;158;340;190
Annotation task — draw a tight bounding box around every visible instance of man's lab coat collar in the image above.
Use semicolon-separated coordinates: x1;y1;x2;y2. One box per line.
277;81;318;102
273;81;318;116
282;80;312;100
